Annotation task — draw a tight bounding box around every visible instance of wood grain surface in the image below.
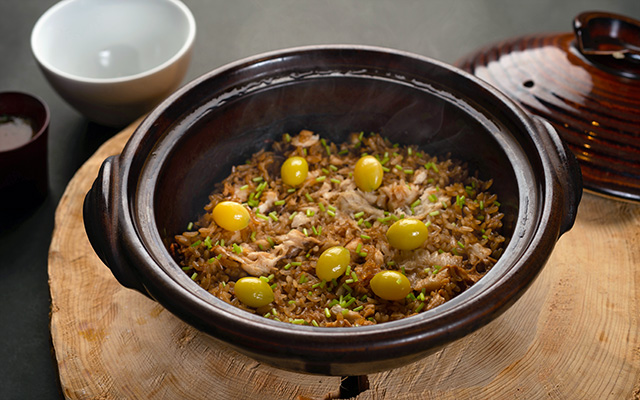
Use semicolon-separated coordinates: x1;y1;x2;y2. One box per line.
49;120;640;399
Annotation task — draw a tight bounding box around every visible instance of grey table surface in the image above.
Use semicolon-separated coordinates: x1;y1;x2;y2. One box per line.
1;1;639;399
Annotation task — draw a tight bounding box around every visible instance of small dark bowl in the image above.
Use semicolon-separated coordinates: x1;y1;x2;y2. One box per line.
0;92;50;213
83;45;582;376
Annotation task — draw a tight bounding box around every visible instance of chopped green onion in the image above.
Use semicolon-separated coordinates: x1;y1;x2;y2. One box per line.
240;185;249;190
415;302;425;312
360;234;371;240
191;272;198;280
306;209;315;217
318;203;326;212
311;320;319;327
268;211;279;221
316;175;326;182
324;308;332;318
283;263;292;270
329;164;338;171
327;210;336;217
291;319;305;325
289;211;298;220
274;199;285;206
330;178;341;184
187;222;194;231
291;262;302;266
267;237;275;247
252;176;263;182
284;133;291;142
353;211;365;219
312;280;326;289
305;193;314;202
429;210;440;216
232;243;243;254
465;186;474;196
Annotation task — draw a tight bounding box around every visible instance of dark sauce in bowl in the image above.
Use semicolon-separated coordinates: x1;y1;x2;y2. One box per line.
0;115;34;152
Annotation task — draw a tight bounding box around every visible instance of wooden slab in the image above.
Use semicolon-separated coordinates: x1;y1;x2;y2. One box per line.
49;119;640;399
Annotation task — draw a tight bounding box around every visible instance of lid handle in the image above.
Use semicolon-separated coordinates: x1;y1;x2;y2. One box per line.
573;11;640;78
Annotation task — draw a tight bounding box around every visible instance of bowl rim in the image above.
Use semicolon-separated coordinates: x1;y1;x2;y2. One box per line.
30;0;196;84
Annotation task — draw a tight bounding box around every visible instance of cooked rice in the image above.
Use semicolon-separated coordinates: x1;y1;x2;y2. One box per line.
170;130;506;327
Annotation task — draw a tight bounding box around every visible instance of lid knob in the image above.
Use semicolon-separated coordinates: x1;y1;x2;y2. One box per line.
573;11;640;78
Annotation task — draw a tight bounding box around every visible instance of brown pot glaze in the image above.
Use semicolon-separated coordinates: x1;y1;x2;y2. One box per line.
84;45;582;376
457;11;640;203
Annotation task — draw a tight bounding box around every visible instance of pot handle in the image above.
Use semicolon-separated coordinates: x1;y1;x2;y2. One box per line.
532;116;583;235
83;155;151;298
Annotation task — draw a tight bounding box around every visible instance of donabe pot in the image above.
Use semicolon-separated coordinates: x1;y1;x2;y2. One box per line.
84;45;582;376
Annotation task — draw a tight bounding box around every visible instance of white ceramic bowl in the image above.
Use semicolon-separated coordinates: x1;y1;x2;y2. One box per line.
31;0;196;127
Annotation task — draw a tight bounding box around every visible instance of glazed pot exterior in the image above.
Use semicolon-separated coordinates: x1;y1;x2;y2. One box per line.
84;45;582;375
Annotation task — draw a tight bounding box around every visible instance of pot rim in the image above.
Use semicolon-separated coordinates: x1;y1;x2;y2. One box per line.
99;44;576;372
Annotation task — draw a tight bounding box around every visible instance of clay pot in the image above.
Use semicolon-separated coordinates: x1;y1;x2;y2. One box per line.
83;45;581;375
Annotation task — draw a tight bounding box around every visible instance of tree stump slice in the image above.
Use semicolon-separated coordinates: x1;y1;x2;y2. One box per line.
49;119;640;399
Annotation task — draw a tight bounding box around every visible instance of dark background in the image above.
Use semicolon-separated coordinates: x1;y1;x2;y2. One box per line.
1;1;638;398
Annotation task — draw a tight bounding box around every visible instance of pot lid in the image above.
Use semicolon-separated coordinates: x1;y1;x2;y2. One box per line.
457;11;640;202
